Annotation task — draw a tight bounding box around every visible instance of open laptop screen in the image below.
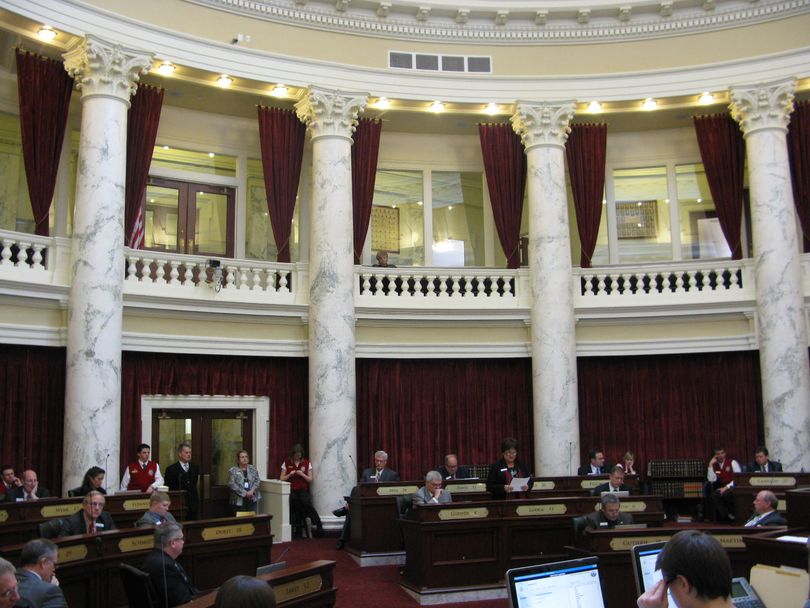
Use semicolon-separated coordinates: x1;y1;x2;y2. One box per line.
506;557;605;608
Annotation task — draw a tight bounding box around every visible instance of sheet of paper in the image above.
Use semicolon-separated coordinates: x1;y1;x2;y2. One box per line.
776;535;809;543
510;477;529;491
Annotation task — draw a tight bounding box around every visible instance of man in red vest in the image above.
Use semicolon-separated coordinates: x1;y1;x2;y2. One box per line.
120;443;164;493
706;446;741;523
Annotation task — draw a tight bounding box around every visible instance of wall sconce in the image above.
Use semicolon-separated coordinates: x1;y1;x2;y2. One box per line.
207;259;223;292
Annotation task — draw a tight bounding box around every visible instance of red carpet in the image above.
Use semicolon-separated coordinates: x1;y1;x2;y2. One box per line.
278;537;509;608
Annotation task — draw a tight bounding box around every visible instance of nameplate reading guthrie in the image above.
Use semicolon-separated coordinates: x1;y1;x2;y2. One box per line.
122;499;151;511
274;575;323;602
41;504;82;518
749;476;795;487
201;523;255;541
377;486;418;496
609;536;671;551
118;536;154;553
516;504;567;516
438;507;489;521
58;545;88;564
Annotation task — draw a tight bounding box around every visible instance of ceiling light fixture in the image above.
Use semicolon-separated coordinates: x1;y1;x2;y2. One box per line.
587;101;602;113
375;97;391;110
484;102;500;115
698;92;714;105
641;98;657;111
216;75;233;88
271;84;288;98
429;101;445;113
37;26;57;41
156;62;175;76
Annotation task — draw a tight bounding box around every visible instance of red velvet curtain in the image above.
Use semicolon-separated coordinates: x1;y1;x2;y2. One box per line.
693;114;746;260
788;100;810;253
120;352;308;475
14;50;74;236
125;85;164;249
0;345;66;495
577;351;762;469
356;358;534;479
352;119;382;263
566;124;607;268
257;107;306;263
478;124;527;269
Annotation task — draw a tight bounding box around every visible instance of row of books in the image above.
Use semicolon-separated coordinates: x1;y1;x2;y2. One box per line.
650;480;704;497
647;459;705;478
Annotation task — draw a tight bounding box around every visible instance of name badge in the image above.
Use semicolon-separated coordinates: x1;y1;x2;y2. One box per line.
244;481;250;489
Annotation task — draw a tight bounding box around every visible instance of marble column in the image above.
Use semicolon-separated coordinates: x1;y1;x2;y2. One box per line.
511;101;580;476
61;37;152;490
295;88;367;517
730;79;810;471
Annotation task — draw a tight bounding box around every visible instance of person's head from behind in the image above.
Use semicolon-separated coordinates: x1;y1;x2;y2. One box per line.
657;530;732;606
155;522;185;559
213;575;277;608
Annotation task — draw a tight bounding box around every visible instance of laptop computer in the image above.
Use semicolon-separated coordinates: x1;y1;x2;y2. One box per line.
506;557;605;608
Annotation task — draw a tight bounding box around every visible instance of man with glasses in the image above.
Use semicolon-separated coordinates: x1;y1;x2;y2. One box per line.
59;490;116;536
0;558;20;608
15;539;66;607
141;523;198;607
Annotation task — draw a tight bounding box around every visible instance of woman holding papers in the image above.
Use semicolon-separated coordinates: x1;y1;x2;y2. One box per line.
486;437;533;499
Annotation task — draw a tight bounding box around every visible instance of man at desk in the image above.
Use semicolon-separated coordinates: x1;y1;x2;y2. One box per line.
584;493;634;530
135;491;178;527
141;523;198;607
5;470;49;502
747;446;783;473
578;448;608;475
590;465;630;496
59;490;116;536
437;454;471;480
412;471;452;505
15;539;67;608
744;490;786;527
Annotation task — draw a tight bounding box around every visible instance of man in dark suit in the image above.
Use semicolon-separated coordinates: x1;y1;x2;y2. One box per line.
744;490;787;527
1;464;21;497
164;442;200;520
5;470;49;502
578;448;608;476
59;491;116;537
141;523;199;607
590;465;631;496
584;494;634;531
437;454;473;480
15;538;67;608
747;446;783;473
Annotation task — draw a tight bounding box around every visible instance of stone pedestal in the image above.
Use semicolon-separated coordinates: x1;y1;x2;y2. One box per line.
511;101;580;475
296;88;367;516
730;79;810;471
61;37;152;490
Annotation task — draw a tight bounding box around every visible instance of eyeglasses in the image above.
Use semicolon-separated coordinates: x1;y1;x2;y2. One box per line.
171;536;185;543
0;586;18;599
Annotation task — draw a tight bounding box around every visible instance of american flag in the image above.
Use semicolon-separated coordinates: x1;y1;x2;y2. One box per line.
129;203;145;249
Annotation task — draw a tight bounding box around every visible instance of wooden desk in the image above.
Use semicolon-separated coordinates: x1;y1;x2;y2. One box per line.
0;514;272;608
730;473;810;523
0;491;188;546
787;487;810;527
179;560;336;608
742;527;810;570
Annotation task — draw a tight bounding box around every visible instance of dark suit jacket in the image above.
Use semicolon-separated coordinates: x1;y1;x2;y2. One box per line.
141;548;199;607
590;482;630;496
437;465;473;480
59;510;116;537
746;460;783;473
577;465;609;476
584;510;634;531
164;461;200;519
4;486;50;502
486;459;533;499
360;467;400;482
747;510;787;527
15;568;67;608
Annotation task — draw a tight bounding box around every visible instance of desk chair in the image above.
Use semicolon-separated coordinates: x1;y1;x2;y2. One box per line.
38;519;63;539
119;563;159;608
572;515;587;539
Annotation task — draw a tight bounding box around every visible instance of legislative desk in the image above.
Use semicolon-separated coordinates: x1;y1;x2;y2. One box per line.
568;525;783;608
0;490;188;546
786;487;810;527
742;527;810;570
179;560;336;608
0;513;272;608
398;494;663;604
730;472;810;523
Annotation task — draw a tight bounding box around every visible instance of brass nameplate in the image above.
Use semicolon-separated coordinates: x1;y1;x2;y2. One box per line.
377;486;418;496
58;545;88;563
235;511;256;517
449;483;486;493
41;504;82;518
713;535;745;549
122;499;151;511
0;510;7;523
437;507;489;521
580;480;604;489
619;501;647;513
533;481;556;490
273;574;323;602
749;476;795;487
118;536;154;553
516;504;567;516
201;523;255;541
609;536;672;551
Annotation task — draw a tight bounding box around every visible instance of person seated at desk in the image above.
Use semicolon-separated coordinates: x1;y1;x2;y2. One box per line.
437;454;472;480
706;446;741;523
486;437;533;499
5;470;50;502
15;538;66;608
0;557;21;608
1;464;21;497
135;491;178;527
578;448;608;476
59;490;116;536
120;443;164;493
584;493;634;531
213;574;277;608
746;445;783;473
618;450;637;475
412;471;453;506
141;523;199;607
637;530;733;608
68;466;106;497
590;465;630;496
744;490;786;527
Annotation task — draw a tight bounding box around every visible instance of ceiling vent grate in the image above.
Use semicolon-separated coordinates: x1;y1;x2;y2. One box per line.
389;52;492;74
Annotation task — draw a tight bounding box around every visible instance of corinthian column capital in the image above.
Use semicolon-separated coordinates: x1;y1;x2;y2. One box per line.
511;101;576;150
63;36;153;104
295;87;368;141
730;79;796;137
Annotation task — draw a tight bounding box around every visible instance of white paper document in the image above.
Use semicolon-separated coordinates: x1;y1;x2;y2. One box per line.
510;477;530;491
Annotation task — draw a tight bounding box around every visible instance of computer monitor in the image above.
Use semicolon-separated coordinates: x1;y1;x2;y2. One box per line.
631;541;675;604
600;490;629;497
506;557;605;608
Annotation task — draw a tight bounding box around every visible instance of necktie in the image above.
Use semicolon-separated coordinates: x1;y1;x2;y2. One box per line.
88;521;96;535
142;462;147;470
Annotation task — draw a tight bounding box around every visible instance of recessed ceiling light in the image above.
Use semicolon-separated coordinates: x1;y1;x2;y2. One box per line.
587;101;602;113
698;92;714;105
37;26;57;42
484;102;500;115
641;98;657;111
429;101;445;113
271;84;288;98
375;97;391;110
156;62;175;76
216;75;233;88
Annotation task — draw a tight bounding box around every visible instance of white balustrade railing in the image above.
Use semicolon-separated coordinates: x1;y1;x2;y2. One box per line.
0;229;52;271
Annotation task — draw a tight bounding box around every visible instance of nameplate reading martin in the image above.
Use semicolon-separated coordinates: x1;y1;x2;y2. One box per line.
712;534;745;549
273;574;323;602
437;507;489;521
118;536;154;553
122;499;151;511
609;536;672;551
449;483;486;493
749;476;796;487
58;545;88;563
0;510;7;523
41;504;82;518
201;523;255;541
532;480;556;490
516;504;567;516
580;480;604;489
377;486;418;496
